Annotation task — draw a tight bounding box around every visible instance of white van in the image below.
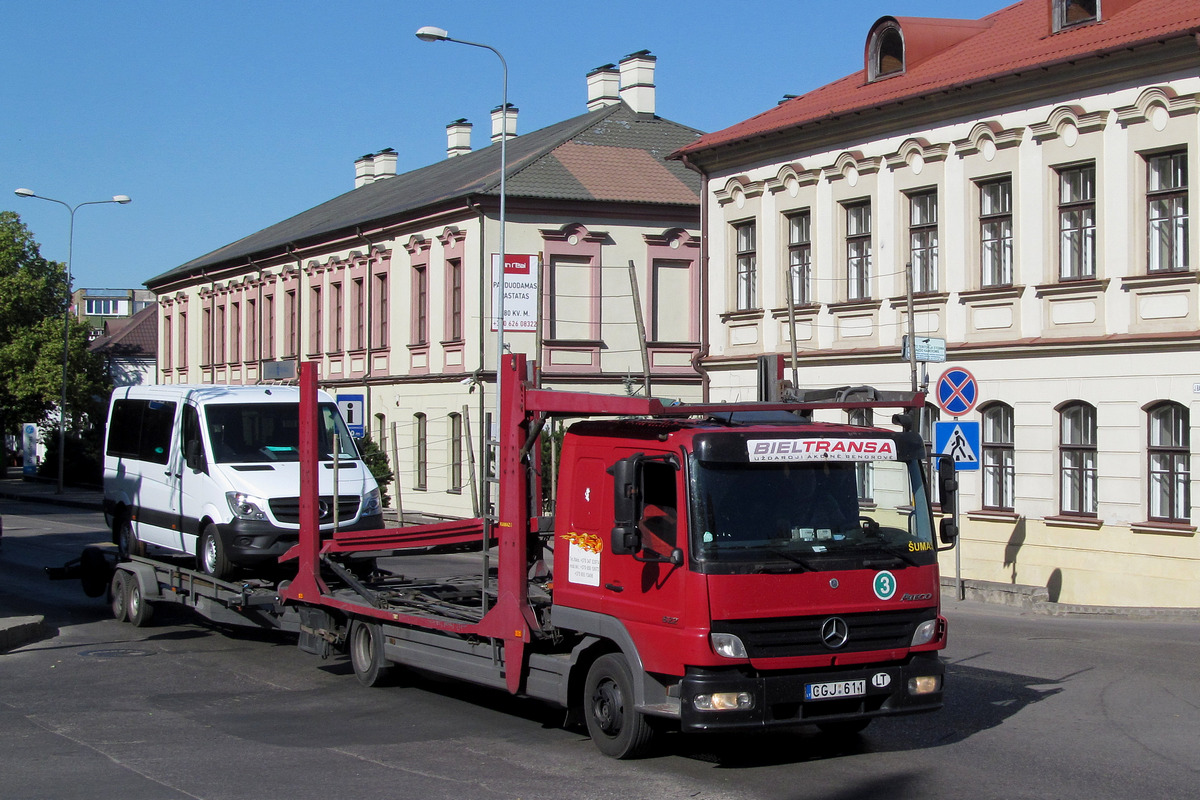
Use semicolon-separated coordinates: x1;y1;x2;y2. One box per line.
103;384;384;579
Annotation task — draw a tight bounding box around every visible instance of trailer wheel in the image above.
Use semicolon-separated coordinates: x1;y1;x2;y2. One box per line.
115;516;143;561
125;576;155;627
583;653;656;759
199;524;233;580
348;619;394;687
110;570;129;623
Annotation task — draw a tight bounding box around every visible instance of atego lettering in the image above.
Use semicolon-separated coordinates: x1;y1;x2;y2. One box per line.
747;438;897;462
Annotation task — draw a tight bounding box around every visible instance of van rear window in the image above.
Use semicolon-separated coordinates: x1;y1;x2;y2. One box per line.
107;399;177;465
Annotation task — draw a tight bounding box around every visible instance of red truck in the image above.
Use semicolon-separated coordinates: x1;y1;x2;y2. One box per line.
76;353;958;758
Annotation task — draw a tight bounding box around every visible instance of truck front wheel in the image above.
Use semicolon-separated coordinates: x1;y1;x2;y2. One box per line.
583;653;656;759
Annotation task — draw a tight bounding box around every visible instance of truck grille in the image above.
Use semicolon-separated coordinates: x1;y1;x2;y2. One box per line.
711;608;936;658
269;496;361;524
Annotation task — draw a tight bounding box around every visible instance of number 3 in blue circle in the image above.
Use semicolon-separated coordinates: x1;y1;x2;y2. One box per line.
874;570;897;600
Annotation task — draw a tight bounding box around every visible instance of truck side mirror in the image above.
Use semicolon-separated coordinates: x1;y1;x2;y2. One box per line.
937;456;958;546
609;456;642;555
185;439;207;473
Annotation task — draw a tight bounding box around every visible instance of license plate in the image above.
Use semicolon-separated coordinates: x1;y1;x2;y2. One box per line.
805;680;866;701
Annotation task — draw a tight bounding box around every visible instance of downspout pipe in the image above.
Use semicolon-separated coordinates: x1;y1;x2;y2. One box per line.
679;153;711;402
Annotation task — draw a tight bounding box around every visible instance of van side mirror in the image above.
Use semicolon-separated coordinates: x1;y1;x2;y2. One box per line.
609;456;642;555
185;439;207;473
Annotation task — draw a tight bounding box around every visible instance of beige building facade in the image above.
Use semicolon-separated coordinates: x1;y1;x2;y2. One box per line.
677;0;1200;608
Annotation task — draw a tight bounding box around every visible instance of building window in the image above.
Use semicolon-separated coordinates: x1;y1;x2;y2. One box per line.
245;298;257;362
549;256;594;340
178;311;188;369
1148;402;1190;523
652;259;693;342
734;221;757;310
448;412;463;494
786;210;811;305
309;286;322;355
162;314;172;371
412;264;428;346
446;258;463;342
85;298;122;316
980;178;1013;287
1060;401;1097;515
1058;164;1096;280
848;408;874;500
263;294;275;359
229;302;241;363
909;191;938;293
981;403;1015;511
372;273;389;349
352;277;365;350
1054;0;1098;31
214;304;226;365
414;413;427;491
1147;151;1189;274
330;282;343;352
871;25;905;79
284;290;297;357
845;202;872;300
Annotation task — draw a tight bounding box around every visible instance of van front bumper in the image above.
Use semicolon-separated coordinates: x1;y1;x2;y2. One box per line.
220;514;386;565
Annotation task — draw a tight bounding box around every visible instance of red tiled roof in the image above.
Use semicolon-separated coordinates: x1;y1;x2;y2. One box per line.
677;0;1200;157
89;303;158;357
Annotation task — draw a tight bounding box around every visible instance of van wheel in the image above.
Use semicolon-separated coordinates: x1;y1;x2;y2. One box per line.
110;570;129;622
583;654;656;759
348;619;394;687
115;517;143;561
126;576;154;627
199;524;233;580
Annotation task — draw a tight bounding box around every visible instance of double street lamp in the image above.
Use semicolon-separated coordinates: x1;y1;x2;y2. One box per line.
14;187;131;493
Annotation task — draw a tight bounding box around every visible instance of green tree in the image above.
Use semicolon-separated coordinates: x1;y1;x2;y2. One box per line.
355;434;394;508
0;211;112;480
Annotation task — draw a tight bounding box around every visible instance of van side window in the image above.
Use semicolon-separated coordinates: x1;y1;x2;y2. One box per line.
182;405;203;461
107;399;177;465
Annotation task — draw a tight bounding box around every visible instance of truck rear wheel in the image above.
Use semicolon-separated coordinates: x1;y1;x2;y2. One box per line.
583;653;656;759
199;524;233;580
348;619;394;687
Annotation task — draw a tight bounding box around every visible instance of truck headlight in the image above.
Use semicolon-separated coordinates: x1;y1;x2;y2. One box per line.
908;675;941;695
694;692;754;711
361;488;382;517
227;491;269;521
911;619;939;646
710;632;748;659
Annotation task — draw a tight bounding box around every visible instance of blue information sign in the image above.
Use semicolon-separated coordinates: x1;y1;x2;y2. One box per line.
936;367;978;417
336;394;366;438
934;420;981;472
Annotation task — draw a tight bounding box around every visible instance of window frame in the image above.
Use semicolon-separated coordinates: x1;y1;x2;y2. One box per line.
1053;0;1098;32
1147;402;1190;523
845;201;872;301
908;190;939;294
1146;150;1189;274
981;402;1015;511
979;177;1014;288
1059;401;1098;516
734;220;758;311
1057;163;1097;281
785;210;812;306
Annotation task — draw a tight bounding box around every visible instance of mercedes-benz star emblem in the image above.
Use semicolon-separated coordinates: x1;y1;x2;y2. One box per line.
821;617;850;649
317;500;331;519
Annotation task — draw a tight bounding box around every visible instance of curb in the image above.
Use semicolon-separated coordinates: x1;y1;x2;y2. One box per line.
0;615;47;653
941;577;1200;621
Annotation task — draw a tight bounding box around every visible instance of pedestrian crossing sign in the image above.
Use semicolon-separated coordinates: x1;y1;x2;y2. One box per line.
934;421;980;471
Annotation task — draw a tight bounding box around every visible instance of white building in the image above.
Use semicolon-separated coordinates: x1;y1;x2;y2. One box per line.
675;0;1200;608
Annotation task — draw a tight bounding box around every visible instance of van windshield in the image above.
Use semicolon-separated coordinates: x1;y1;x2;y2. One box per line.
204;402;358;464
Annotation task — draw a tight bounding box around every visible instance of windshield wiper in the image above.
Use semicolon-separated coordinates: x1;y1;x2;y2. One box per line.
765;548;816;572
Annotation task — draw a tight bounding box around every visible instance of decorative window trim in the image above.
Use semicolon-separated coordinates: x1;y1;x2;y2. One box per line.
884;138;950;172
1115;86;1200;128
765;163;819;195
953;121;1024;158
1030;105;1108;144
714;176;765;208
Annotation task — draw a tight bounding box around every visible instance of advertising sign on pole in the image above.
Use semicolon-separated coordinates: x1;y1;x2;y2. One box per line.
22;423;38;476
491;254;540;332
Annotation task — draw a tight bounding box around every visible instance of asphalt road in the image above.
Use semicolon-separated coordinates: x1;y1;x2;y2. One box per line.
2;500;1198;800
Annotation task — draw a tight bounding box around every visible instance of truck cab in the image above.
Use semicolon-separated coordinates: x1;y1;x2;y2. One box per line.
550;409;952;742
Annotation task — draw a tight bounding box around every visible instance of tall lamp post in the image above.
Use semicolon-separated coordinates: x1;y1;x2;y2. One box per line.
14;188;131;493
415;25;509;493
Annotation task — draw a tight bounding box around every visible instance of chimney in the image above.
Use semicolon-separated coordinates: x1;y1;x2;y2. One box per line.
373;148;397;180
446;118;473;158
490;103;518;143
354;153;375;188
619;50;656;115
587;64;620;111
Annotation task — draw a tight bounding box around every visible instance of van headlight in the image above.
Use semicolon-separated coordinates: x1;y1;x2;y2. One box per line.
227;491;269;521
361;488;382;517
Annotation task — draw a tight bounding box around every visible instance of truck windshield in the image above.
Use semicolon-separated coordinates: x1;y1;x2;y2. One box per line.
205;402;358;464
689;456;935;570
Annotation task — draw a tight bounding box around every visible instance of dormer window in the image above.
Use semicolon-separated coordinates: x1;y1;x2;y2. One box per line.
868;21;905;81
1054;0;1099;32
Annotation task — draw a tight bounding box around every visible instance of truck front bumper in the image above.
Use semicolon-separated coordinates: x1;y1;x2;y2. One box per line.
679;652;944;733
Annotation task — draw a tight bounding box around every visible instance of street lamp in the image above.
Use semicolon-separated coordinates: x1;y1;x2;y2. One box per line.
13;188;131;493
416;26;509;501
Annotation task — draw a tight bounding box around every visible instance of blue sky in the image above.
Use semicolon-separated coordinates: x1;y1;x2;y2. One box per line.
1;0;1006;291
